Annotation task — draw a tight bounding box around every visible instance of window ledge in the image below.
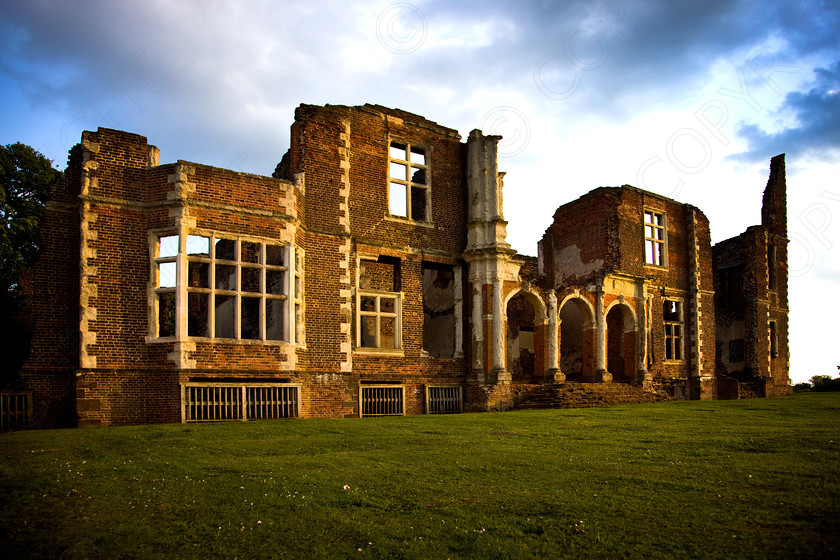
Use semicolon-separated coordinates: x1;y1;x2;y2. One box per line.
147;336;295;346
354;348;405;357
385;215;435;228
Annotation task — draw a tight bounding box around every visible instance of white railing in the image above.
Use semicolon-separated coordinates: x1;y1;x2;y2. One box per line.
181;383;300;422
425;385;463;414
0;391;33;431
360;385;405;417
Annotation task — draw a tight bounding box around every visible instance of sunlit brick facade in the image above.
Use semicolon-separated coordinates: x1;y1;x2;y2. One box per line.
20;104;790;426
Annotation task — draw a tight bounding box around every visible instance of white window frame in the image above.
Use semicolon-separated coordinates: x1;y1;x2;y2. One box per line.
152;233;299;344
644;209;667;267
356;289;402;352
663;299;683;361
388;139;430;222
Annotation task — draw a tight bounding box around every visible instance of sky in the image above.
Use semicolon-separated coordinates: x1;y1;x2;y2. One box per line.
1;0;838;383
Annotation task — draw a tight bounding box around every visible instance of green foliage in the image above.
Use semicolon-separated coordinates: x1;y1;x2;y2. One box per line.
2;395;839;559
0;142;61;386
809;372;840;392
0;142;61;292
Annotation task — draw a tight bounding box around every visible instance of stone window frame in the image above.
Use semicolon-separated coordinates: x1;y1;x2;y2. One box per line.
387;138;431;223
663;298;684;361
643;209;668;268
151;232;300;345
353;253;404;355
356;289;403;352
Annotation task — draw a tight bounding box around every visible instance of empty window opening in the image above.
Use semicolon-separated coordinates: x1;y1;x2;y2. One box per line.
507;293;537;381
768;245;777;290
422;263;456;358
389;140;429;221
663;299;683;361
644;210;666;267
770;321;778;359
728;338;745;363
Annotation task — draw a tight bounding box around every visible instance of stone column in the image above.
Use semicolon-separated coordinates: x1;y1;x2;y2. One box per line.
492;278;509;383
594;288;611;383
636;280;651;386
471;285;485;384
547;290;563;383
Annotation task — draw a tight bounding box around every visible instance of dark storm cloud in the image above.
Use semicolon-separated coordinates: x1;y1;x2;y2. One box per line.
732;61;840;162
2;0;839;173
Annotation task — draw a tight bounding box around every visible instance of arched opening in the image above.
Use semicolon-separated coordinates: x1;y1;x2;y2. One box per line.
505;290;547;383
606;303;636;383
559;297;595;382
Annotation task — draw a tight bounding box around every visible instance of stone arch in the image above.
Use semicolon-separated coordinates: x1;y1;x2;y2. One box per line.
504;287;548;382
558;295;596;381
605;301;636;383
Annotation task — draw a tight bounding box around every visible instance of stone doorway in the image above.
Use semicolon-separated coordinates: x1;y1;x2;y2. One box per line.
606;303;636;383
559;297;595;382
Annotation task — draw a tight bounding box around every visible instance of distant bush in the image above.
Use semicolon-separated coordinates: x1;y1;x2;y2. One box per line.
809;374;840;392
793;382;813;392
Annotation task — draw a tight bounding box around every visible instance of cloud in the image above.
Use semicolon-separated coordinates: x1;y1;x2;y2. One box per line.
732;61;840;162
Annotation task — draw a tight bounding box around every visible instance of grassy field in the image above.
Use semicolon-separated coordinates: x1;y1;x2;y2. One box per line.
1;393;839;559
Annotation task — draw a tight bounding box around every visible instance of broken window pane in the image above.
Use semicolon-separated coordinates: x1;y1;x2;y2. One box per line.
241;296;260;339
188;292;208;337
390;183;407;216
410;145;425;165
380;316;396;349
266;270;285;295
266;245;285;266
361;296;376;312
158;262;176;288
241;241;260;264
215;238;236;261
360;316;377;347
266;298;285;340
188;261;209;289
380;297;395;314
663;300;680;321
411;186;427;221
390;142;407;160
215;264;236;291
159;235;179;258
157;292;176;337
411;167;426;185
214;295;235;338
241;266;261;294
186;235;209;256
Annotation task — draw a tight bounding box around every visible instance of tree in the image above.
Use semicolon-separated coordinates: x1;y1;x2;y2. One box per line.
0;143;62;292
0;142;62;385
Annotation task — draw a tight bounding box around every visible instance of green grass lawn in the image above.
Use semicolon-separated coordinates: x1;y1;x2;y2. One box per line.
2;393;839;559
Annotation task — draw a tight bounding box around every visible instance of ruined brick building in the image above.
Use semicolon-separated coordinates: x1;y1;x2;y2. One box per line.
19;104;791;427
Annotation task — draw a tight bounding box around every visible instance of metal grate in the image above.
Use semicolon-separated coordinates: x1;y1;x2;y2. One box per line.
360;386;404;417
182;383;300;422
426;385;462;414
247;385;299;420
0;391;33;431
